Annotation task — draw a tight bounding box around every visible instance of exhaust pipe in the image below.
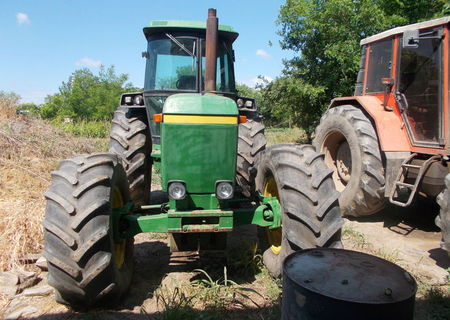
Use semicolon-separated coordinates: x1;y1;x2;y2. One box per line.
204;8;218;92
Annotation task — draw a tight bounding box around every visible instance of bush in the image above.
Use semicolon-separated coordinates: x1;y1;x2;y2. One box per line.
52;119;112;138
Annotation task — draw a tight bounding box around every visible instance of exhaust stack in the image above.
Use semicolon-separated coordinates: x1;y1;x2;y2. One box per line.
204;8;218;92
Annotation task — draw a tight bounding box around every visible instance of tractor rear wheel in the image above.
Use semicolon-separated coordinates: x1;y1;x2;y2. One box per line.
236;114;266;197
109;106;151;206
313;105;385;217
256;144;343;277
43;153;134;309
436;174;450;257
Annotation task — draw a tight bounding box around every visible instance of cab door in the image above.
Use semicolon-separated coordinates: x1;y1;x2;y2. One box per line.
396;27;444;148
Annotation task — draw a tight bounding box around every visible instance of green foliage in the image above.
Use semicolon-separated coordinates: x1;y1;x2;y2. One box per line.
40;65;134;120
259;76;325;138
236;83;263;110
378;0;445;23
17;103;40;116
52;119;112;138
267;0;445;134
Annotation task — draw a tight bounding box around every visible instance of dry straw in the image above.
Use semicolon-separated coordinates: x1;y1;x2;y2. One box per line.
0;97;107;271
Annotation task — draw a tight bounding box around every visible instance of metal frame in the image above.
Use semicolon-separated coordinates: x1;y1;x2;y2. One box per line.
112;194;281;241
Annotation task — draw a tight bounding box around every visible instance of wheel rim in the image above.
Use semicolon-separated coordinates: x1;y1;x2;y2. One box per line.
322;131;351;192
263;175;282;254
112;187;126;269
336;141;351;184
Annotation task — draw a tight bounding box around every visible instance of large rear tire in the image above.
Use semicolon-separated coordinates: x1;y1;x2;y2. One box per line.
109;106;151;206
256;144;343;277
436;174;450;257
43;153;134;309
313;105;385;217
236;114;266;197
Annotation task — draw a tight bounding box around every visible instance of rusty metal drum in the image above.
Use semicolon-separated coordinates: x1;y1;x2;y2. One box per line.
282;248;417;320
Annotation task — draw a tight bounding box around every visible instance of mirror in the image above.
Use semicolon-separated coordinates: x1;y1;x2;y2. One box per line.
403;29;419;48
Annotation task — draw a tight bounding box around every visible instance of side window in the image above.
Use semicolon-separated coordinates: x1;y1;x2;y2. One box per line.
201;40;234;92
398;28;442;143
366;39;392;93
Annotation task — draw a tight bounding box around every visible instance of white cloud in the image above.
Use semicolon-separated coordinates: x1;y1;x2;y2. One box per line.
16;13;30;25
256;49;272;59
75;57;102;68
240;75;274;88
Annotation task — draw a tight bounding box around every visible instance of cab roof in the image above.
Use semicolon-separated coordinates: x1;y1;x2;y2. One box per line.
360;16;450;45
143;20;239;42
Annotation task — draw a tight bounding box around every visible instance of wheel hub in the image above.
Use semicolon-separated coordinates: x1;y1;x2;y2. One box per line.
336;141;351;184
263;175;282;254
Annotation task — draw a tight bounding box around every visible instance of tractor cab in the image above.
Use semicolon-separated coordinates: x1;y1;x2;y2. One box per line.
142;21;239;146
356;17;450;150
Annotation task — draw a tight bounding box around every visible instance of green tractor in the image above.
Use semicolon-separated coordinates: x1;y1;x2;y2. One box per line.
42;9;343;309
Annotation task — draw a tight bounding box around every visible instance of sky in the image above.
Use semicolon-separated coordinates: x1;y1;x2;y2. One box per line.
0;0;295;104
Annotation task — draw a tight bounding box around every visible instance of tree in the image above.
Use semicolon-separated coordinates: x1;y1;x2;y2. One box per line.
378;0;445;23
272;0;445;134
41;66;134;120
259;76;324;138
236;83;263;104
17;103;41;116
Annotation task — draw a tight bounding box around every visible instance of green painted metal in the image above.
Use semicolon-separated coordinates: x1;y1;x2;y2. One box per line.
161;124;237;193
160;94;238;194
150;144;161;159
116;195;282;239
170;194;220;211
163;93;238;116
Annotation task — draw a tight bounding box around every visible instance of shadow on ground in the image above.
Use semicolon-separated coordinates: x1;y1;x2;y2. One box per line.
346;197;440;234
17;303;281;320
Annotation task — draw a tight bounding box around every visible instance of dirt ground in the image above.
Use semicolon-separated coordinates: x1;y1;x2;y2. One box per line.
343;199;449;285
2;196;449;319
0;116;448;319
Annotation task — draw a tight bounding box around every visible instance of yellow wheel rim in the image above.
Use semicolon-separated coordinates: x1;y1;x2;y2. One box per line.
112;187;126;269
263;175;282;255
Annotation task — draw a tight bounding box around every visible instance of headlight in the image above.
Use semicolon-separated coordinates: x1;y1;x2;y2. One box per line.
216;181;234;200
168;182;186;200
124;96;132;105
133;95;143;105
236;98;244;108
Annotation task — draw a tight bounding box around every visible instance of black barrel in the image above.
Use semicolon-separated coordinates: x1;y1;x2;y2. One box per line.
282;248;417;320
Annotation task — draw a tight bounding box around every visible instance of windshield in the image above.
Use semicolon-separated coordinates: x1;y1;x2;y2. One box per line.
144;37;197;91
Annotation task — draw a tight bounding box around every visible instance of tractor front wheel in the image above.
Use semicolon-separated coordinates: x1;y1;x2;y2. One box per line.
256;144;343;277
43;153;133;309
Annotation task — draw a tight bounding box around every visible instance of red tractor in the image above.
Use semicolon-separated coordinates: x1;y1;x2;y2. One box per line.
313;17;450;255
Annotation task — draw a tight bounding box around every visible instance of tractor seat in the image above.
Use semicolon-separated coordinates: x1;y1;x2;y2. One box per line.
176;75;196;90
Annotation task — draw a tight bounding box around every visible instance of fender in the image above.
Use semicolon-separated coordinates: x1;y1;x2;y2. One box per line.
328;96;411;152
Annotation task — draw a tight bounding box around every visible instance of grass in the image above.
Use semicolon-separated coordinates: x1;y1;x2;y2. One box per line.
265;127;308;146
51;119;112;138
149;267;270;320
342;225;367;249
